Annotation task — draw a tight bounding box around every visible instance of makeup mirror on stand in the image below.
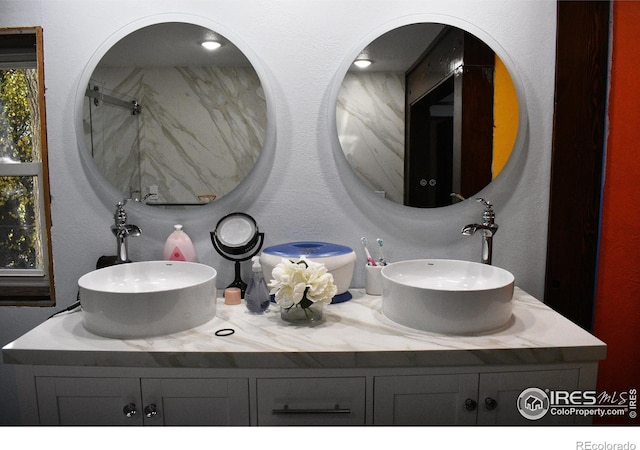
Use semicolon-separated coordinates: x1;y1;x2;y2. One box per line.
210;212;264;296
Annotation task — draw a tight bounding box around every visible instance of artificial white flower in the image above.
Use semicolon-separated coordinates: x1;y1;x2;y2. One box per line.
268;257;337;309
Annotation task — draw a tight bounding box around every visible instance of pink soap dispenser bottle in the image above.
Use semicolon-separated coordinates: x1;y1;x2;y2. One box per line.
163;224;197;262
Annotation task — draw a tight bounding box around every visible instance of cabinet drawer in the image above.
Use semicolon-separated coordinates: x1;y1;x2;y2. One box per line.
257;377;365;425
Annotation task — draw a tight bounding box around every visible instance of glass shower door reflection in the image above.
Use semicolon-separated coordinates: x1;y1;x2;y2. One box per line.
85;83;141;199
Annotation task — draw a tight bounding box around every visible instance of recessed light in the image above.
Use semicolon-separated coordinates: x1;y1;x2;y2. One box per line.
201;40;222;51
353;59;372;69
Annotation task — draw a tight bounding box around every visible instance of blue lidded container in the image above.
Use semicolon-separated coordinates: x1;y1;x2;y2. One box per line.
260;241;356;303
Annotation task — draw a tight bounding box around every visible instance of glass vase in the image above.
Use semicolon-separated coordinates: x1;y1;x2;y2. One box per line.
280;303;324;323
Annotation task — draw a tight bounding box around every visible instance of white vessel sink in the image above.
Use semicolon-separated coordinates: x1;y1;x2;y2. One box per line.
381;259;514;334
78;261;217;338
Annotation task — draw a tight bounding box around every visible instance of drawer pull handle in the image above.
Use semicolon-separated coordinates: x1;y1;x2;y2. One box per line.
272;404;351;415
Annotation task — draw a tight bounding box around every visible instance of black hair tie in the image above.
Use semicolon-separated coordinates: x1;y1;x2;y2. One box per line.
215;328;235;337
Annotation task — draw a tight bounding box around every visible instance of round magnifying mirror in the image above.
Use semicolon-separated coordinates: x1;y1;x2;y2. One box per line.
82;22;267;207
212;212;261;256
336;23;522;208
210;212;264;295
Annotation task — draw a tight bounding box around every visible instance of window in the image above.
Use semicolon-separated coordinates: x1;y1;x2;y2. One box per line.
0;27;54;306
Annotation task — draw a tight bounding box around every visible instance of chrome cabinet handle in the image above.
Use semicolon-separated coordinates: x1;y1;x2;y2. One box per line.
123;403;137;418
464;398;477;411
484;397;498;411
144;403;158;418
272;404;351;415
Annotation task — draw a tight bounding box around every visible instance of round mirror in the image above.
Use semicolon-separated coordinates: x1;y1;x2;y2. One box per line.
336;23;520;208
82;22;267;207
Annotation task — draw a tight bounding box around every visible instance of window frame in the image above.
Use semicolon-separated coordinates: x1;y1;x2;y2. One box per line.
0;26;55;306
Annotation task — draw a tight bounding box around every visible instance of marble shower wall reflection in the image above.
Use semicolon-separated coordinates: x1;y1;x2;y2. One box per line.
337;72;405;203
84;66;266;204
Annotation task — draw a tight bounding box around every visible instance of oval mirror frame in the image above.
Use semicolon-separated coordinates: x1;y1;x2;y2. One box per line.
75;14;276;216
329;16;528;209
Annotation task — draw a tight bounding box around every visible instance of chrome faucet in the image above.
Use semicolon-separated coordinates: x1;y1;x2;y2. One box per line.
110;199;141;263
461;198;499;265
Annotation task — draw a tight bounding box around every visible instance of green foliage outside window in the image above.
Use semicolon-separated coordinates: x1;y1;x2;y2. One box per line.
0;68;38;270
1;69;33;161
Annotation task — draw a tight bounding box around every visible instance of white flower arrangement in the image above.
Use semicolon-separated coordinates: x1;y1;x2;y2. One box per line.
268;258;337;310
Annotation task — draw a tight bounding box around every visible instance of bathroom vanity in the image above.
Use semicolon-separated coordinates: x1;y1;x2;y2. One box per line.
2;288;605;426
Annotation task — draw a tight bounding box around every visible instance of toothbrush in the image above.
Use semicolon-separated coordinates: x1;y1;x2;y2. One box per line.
376;238;387;265
361;237;377;266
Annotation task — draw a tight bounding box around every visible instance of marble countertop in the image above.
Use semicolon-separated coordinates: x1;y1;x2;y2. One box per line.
2;288;606;369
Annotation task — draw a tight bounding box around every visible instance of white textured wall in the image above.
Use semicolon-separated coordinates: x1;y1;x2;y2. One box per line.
0;0;557;424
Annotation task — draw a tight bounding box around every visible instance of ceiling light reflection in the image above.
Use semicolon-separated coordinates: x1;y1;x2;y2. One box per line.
201;40;222;51
353;59;373;69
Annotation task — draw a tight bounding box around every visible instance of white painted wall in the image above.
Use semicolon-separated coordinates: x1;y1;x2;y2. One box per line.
0;0;556;424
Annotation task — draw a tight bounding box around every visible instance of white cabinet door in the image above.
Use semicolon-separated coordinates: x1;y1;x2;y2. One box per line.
374;373;479;425
36;376;250;426
477;369;580;425
141;378;249;426
36;377;143;425
257;377;366;425
374;368;582;425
